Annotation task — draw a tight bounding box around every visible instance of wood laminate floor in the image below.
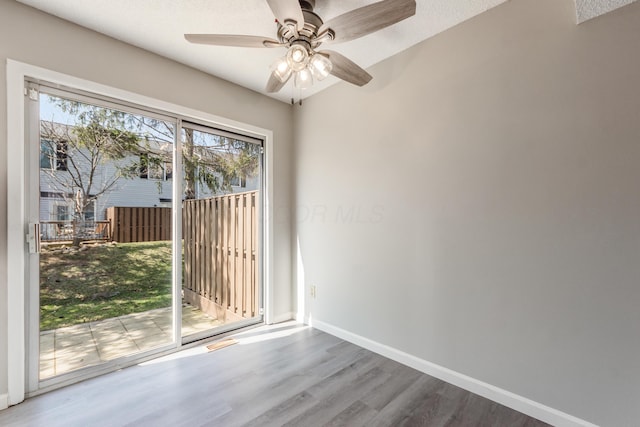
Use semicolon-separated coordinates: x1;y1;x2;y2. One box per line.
0;323;551;427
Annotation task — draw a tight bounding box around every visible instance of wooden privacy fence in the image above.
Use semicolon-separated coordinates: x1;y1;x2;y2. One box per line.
106;206;172;243
182;191;259;322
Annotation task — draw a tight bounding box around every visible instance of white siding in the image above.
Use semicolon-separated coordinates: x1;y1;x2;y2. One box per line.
40;149;260;221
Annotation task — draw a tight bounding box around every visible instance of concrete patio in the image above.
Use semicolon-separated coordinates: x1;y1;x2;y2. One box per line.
40;304;223;378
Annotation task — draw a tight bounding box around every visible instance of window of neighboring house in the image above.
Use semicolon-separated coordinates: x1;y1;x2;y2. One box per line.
230;175;247;188
50;198;95;221
164;161;173;180
40;191;65;198
40;139;67;171
73;194;97;221
158;197;172;208
54;204;71;221
81;200;96;221
140;154;171;180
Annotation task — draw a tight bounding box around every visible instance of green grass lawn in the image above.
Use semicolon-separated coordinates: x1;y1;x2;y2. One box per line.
40;241;173;331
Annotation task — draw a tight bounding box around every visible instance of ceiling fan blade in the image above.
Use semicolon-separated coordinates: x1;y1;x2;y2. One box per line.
319;0;416;44
266;0;305;31
318;50;372;87
184;34;281;48
266;71;290;93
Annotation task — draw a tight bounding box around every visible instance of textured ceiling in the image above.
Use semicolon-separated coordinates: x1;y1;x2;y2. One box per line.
575;0;638;22
14;0;637;103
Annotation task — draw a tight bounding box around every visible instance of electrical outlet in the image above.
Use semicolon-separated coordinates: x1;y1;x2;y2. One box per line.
310;285;316;299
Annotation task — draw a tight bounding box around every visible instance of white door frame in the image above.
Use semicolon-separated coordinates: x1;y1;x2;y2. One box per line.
6;59;275;405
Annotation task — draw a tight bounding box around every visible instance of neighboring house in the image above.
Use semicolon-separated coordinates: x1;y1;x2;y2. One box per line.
39;120;258;224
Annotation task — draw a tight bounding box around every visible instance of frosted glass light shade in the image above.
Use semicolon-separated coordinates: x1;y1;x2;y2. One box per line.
271;56;291;83
310;54;333;80
286;45;309;72
294;68;313;89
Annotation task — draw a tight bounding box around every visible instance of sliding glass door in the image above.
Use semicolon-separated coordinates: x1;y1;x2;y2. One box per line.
25;82;264;393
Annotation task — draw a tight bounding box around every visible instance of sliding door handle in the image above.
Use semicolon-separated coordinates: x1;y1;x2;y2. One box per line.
26;222;41;254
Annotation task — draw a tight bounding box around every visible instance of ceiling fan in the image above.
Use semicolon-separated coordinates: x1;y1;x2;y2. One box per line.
185;0;417;94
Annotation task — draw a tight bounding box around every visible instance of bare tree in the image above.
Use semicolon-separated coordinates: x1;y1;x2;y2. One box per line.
40;112;141;245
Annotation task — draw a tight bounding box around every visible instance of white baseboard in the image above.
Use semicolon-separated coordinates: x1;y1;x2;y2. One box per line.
311;319;598;427
271;311;294;324
0;393;8;411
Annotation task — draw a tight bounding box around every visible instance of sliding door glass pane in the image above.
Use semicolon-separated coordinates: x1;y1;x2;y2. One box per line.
38;92;175;379
181;125;262;339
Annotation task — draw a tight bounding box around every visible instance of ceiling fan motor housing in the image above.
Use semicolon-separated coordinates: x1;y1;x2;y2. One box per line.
299;0;315;11
277;0;326;50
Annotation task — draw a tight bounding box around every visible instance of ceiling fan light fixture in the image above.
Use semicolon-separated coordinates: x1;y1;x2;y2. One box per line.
294;68;313;89
271;56;292;83
309;53;332;81
286;44;309;71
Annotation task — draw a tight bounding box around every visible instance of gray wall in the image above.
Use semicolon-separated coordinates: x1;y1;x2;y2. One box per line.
0;0;293;401
293;0;640;425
